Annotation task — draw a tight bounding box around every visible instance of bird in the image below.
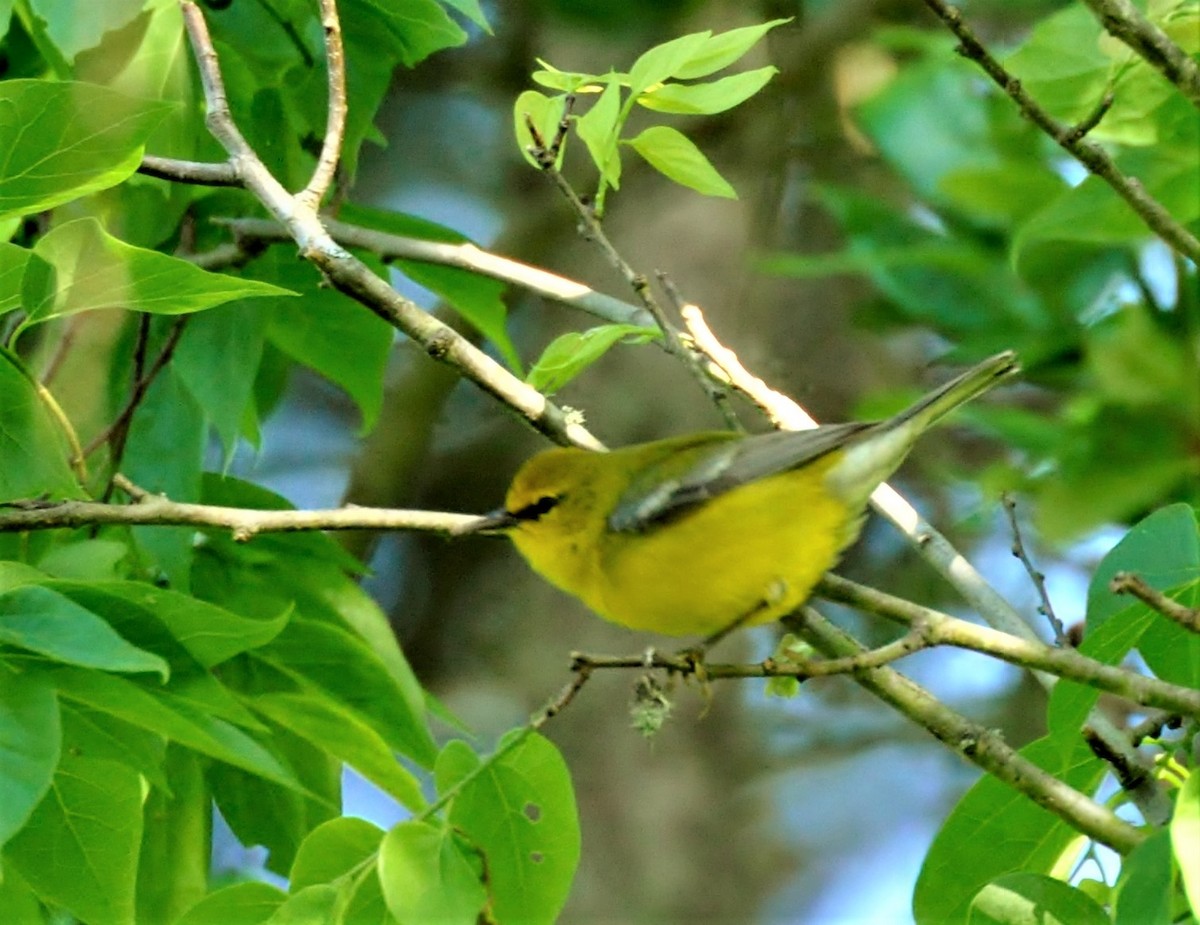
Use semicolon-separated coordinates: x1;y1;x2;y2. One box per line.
473;351;1018;640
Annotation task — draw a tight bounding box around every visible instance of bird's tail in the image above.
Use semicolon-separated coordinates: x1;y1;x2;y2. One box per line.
889;351;1020;433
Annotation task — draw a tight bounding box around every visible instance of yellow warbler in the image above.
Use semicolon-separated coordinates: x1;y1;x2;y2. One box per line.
475;352;1018;638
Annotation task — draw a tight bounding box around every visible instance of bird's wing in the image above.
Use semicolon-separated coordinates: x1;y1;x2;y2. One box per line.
607;422;874;534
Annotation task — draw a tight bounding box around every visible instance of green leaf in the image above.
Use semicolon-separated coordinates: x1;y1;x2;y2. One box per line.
1173;770;1200;917
1113;829;1174;925
914;736;1106;924
0;240;30;314
47;666;307;790
527;323;659;394
173;301;270;460
207;716;340;876
575;77;623;190
55;579;290;669
31;579;267;731
250;691;426;811
192;476;436;765
26;0;144;61
513;89;565;167
0;666;60;848
855;60;1006;205
438;733;581;925
0;866;43;925
1014;148;1200;265
1085;504;1200;684
5;757;143;925
123;364;206;591
289;819;397;925
290;816;384;889
174;882;287;925
530;61;601;93
17;218;294;334
968;872;1109;925
1002;5;1106;114
60;701;168;792
333;203;519;368
261;249;391;433
378;820;487;925
672;19;791;80
345;0;466;66
639;65;777;115
0;584;169;678
0;80;171;220
628;31;712;95
254;618;436;768
0;347;82;502
625;125;736;198
263;884;340;925
136;747;210;925
439;0;490;32
36;538;129;581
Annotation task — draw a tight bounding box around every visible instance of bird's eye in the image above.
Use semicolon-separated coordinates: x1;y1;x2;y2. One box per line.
513;494;561;521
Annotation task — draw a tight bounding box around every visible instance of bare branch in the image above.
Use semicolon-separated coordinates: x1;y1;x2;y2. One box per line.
84;318;190;482
0;480;485;539
784;607;1145;855
1079;0;1200;108
1111;571;1200;633
1002;493;1066;643
215;216;653;327
297;0;347;209
138;155;242;186
816;574;1200;718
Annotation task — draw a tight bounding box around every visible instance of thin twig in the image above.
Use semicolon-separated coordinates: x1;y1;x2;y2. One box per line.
1078;0;1200;108
1058;90;1115;145
525;117;743;422
83;317;190;469
417;666;595;823
1001;493;1066;643
655;272;741;429
1081;725;1168;826
920;0;1200;261
296;0;347;209
525;115;672;326
213;216;653;327
570;631;929;681
137;155;242;186
1110;571;1200;633
1127;711;1182;747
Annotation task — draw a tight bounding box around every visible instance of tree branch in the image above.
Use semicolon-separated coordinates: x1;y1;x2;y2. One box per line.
213;216;654;328
784;607;1145;855
1078;0;1200;108
919;0;1200;261
0;477;484;539
816;574;1200;718
137;155;241;186
1110;571;1200;633
296;0;347;209
177;1;601;451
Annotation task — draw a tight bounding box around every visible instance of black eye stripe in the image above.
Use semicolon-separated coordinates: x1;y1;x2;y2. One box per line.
513;495;561;521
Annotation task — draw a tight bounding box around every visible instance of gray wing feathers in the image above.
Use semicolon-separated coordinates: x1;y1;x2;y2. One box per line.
608;423;874;534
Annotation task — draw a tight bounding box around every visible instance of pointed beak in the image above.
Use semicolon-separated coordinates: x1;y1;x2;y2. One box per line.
462;506;519;535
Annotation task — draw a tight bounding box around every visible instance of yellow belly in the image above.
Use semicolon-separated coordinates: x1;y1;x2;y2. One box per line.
584;455;858;636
